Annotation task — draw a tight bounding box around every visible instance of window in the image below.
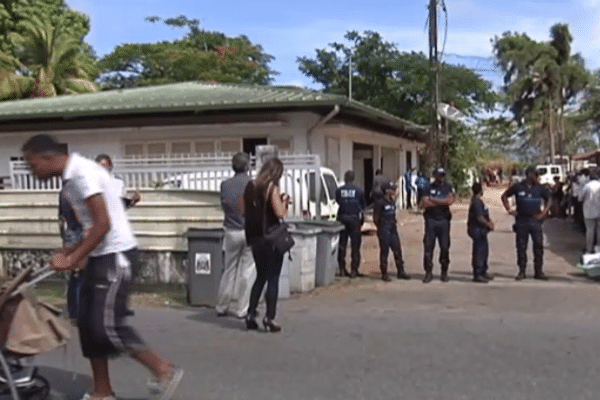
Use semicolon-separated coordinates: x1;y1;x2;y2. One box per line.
171;141;192;155
323;173;338;201
147;142;167;156
194;141;215;154
124;143;144;157
220;139;241;153
537;167;548;175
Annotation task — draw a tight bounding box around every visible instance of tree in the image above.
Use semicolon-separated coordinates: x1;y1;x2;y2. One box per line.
0;1;98;99
97;16;277;88
297;31;496;126
492;24;590;161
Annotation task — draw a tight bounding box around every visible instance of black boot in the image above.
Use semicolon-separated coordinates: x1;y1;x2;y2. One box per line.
440;267;449;282
397;267;411;280
423;270;433;283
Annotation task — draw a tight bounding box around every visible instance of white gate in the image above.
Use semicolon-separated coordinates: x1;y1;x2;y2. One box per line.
9;153;326;219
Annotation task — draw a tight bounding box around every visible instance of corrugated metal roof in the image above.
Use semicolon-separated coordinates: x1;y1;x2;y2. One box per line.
0;81;428;139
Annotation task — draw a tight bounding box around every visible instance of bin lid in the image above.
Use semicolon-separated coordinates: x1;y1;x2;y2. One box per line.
288;224;322;235
294;220;345;233
185;227;225;239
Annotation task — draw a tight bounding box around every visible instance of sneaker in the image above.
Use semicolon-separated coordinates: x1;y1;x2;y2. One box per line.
382;273;392;282
422;272;433;283
80;394;117;400
148;367;184;400
396;271;411;280
515;271;526;281
472;275;488;283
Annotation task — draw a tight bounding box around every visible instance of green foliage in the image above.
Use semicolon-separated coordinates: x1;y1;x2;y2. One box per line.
98;16;277;88
491;24;591;158
0;1;97;99
297;30;496;125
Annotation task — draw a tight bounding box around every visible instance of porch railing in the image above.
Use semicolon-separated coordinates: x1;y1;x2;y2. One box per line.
9;152;324;219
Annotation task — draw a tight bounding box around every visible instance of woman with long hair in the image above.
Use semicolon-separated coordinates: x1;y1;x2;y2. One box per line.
243;157;291;332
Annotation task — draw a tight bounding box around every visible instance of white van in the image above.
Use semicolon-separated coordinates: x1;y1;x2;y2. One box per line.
536;164;565;185
165;167;339;220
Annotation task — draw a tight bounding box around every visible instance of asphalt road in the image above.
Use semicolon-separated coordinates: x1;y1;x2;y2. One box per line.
10;185;600;400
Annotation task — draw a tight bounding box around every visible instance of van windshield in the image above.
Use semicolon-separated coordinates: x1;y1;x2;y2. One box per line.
550;167;559;174
537;167;548;175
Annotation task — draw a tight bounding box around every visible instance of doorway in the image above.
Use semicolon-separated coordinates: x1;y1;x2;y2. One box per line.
243;138;268;156
352;143;374;200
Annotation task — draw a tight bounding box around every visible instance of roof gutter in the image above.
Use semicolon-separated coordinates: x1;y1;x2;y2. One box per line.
307;104;340;153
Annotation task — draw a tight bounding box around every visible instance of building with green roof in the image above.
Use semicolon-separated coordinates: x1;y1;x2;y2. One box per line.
0;81;428;192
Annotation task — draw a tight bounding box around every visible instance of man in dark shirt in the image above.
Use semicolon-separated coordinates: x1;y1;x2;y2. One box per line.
216;152;256;318
373;182;411;282
467;182;495;283
420;167;455;283
336;170;367;278
501;166;551;280
371;169;390;203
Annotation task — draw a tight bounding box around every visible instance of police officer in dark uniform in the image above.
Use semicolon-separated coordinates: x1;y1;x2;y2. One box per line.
420;167;455;283
373;182;411;282
501;166;551;280
336;170;367;278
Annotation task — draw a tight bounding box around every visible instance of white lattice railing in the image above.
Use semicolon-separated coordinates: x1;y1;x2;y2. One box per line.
9;152;330;219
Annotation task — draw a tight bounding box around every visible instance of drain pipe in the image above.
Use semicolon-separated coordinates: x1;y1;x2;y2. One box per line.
307;104;340;153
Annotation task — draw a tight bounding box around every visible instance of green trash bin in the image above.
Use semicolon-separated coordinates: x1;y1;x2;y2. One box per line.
185;227;224;307
295;221;344;287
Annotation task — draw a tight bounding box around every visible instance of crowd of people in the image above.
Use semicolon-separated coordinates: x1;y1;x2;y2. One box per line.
21;133;598;399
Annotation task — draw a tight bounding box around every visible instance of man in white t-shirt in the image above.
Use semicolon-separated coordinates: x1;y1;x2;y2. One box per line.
581;169;600;253
22;134;182;400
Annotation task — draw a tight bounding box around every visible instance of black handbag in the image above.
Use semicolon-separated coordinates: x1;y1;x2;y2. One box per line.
263;183;295;255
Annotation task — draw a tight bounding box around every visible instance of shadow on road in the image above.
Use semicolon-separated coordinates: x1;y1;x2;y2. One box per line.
35;366;92;400
185;308;248;331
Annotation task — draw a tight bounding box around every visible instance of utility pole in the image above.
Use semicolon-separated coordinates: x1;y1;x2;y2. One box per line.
428;0;441;169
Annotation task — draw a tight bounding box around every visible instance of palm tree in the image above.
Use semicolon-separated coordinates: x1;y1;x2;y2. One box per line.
0;14;98;99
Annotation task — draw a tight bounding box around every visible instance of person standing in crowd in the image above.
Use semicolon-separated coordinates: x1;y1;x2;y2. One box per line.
22;134;182;400
415;171;430;206
404;168;414;209
95;154;141;210
581;169;600;254
336;170;367;278
501;166;551;280
467;182;495;283
371;169;390;203
373;182;411;282
215;152;256;318
550;176;565;218
575;169;590;231
243;157;291;333
420;167;455;283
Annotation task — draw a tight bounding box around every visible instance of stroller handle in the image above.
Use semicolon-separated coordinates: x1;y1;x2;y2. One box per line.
10;266;55;298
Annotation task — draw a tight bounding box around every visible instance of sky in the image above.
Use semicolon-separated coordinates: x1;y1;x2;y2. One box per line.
65;0;600;90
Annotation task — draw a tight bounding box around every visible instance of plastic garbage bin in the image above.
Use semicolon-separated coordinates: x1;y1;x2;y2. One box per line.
296;221;344;287
287;224;322;293
185;227;224;307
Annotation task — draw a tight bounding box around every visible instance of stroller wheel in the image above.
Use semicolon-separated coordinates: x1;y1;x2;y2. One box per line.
20;375;50;400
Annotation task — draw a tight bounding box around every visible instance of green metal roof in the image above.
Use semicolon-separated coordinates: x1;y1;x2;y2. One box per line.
0;82;428;140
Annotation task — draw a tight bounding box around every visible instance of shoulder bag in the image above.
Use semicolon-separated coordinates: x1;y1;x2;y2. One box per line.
263;183;295;255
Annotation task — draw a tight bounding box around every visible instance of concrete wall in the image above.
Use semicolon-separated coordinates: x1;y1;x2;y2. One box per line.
0;189;223;283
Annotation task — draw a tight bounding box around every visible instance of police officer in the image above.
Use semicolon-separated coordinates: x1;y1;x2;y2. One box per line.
336;170;367;278
373;182;411;282
420;167;455;283
501;166;551;280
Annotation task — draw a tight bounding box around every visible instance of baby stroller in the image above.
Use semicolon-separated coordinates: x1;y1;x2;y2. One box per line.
0;265;70;400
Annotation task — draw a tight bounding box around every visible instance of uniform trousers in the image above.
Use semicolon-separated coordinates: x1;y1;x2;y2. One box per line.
338;214;362;272
423;218;451;273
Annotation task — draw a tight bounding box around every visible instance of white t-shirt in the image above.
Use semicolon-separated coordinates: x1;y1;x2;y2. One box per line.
582;180;600;220
61;153;137;256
